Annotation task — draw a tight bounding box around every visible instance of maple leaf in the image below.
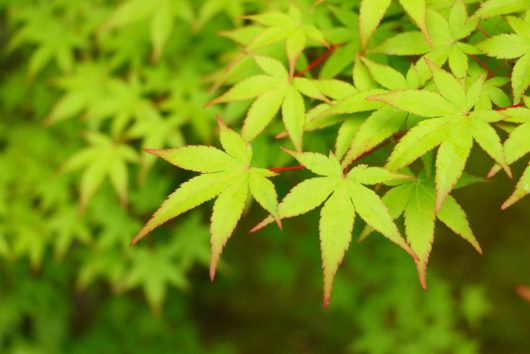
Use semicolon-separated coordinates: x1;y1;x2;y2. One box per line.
7;3;87;77
360;172;482;288
477;15;530;102
314;59;420;164
359;0;431;52
473;0;530;20
250;149;416;306
487;106;530;208
243;4;329;76
100;0;194;62
131;116;280;281
368;59;511;211
124;246;187;313
373;3;480;80
62;132;138;212
208;55;347;151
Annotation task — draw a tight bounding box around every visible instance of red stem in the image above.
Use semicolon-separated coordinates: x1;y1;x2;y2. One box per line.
268;165;306;172
477;24;491;38
469;54;495;78
496;103;524;111
294;42;344;78
268;101;524;173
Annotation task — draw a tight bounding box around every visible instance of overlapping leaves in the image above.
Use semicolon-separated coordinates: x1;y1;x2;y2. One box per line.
478;15;530;102
131;117;280;280
251;150;416;305
361;172;482;288
369;60;511;211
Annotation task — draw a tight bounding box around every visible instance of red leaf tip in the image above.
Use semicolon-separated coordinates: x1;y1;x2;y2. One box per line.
143;148;158;154
275;217;283;230
323;296;330;309
214;114;226;129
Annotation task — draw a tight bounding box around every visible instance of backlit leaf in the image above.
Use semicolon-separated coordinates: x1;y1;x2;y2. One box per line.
210;175;249;280
368;90;459;117
359;0;392;50
319;182;355;306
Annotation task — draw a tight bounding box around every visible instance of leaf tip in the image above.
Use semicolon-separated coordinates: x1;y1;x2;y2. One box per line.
275;217;283;230
249;215;275;234
323;295;330;309
501;199;513;210
143;148;159;155
435;196;445;214
505;166;513;179
204;98;218;108
486;166;499;179
130;228;148;246
209;254;219;282
417;263;428;290
215;114;226;129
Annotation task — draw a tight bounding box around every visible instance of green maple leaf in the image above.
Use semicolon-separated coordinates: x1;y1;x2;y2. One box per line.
337;58;419;164
195;0;247;30
126;108;185;181
77;249;126;292
62;132;138;212
45;63;110;125
8;2;88;77
209;55;344;151
475;77;512;110
47;207;91;260
358;0;431;52
100;0;193;62
317;57;421;164
251;149;416;306
487;106;530;208
243;4;328;76
125;246;187;312
131;116;280;280
473;0;530;19
477;15;530;102
360;172;482;288
374;4;479;80
319;7;360;79
368;59;511;211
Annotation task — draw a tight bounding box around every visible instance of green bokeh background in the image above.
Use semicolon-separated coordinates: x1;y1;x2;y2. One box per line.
1;0;529;353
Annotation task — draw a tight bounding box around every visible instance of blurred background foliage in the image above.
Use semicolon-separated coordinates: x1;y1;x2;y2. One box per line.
0;0;529;353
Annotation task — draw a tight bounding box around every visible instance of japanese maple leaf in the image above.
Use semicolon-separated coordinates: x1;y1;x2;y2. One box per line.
100;0;194;62
251;149;416;306
488;105;530;209
208;55;350;151
313;56;425;167
131;116;280;280
372;3;479;79
358;0;431;52
368;59;512;211
478;15;530;102
242;4;328;76
360;172;482;288
62;132;138;212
